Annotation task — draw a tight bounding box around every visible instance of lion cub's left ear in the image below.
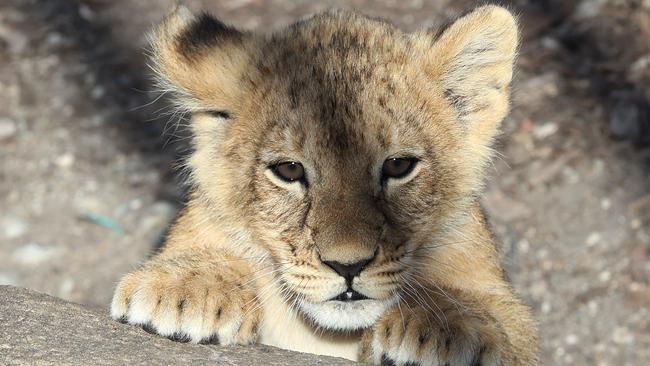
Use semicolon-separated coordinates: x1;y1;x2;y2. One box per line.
415;6;518;136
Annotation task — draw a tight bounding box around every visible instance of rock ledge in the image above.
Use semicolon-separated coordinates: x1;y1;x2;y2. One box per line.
0;285;357;365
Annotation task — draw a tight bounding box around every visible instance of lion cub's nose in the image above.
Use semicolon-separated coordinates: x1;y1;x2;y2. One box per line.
323;256;374;285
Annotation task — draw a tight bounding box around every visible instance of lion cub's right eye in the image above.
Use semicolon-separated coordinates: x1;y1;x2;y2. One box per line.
270;162;305;183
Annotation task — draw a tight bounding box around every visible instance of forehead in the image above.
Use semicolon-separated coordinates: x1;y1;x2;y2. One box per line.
246;12;422;157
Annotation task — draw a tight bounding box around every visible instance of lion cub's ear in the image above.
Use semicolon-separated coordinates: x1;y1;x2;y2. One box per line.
416;6;518;136
150;5;253;113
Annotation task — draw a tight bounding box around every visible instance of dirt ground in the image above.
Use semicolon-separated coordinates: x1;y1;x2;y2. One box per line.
1;1;649;365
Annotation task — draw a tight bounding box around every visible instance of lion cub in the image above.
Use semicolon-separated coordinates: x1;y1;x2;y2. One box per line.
111;4;538;365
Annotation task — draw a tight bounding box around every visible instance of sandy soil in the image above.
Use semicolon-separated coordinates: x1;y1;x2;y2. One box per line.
1;1;649;365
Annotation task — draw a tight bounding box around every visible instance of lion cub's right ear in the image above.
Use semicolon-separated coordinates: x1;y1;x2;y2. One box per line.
150;5;253;114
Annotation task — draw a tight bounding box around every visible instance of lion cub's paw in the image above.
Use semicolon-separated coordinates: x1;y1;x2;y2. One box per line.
361;304;501;366
110;261;261;345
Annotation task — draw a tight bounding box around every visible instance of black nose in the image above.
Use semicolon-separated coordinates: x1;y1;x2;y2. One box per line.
323;257;374;285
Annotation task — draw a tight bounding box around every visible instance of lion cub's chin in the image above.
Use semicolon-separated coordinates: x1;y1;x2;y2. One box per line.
298;297;398;331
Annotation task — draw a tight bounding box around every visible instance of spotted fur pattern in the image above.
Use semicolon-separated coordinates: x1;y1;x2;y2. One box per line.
111;4;538;365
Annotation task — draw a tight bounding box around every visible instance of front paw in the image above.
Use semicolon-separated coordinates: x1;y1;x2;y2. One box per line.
361;303;501;366
110;259;261;345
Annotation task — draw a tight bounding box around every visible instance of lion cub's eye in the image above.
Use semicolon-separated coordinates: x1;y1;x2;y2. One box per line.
382;158;418;180
271;162;305;182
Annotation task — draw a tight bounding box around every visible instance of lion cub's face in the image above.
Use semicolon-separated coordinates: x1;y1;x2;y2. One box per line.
153;7;517;330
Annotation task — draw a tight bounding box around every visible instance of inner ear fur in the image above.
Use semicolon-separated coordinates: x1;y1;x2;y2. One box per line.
150;5;253;112
415;6;519;137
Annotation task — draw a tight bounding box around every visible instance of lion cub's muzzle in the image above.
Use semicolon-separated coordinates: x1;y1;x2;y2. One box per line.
322;252;375;302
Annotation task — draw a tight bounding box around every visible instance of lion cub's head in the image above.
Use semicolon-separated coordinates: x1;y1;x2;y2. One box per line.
152;5;518;330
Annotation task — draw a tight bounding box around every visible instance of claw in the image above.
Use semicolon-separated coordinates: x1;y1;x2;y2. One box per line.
141;322;157;335
168;331;191;343
381;354;396;366
199;333;220;345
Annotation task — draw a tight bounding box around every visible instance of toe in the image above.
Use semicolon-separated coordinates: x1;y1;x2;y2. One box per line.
110;272;140;320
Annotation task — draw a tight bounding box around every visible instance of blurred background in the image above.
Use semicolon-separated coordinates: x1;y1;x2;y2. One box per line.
0;0;649;364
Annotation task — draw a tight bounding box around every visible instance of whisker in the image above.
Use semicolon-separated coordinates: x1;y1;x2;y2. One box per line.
399;273;448;331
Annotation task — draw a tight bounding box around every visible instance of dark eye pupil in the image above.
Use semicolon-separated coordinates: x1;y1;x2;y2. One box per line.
273;162;305;182
382;158;416;179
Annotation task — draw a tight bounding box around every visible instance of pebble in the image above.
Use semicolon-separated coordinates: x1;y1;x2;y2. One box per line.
529;153;577;186
586;232;602;246
562;166;580;184
600;198;611;210
44;32;63;47
541;36;560;50
78;4;95;21
594;342;607;353
518;72;559;102
530;281;548;299
11;243;61;266
115;199;144;217
0;22;28;54
128;199;143;211
592;159;605;175
518;238;530;253
608;90;650;142
74;195;106;213
574;0;607;19
612;327;634;345
628;282;642;292
566;334;579;345
2;216;28;239
138;201;177;240
482;191;531;223
533;122;559;139
54;153;75;168
628;54;650;80
598;270;612;282
537;249;549;259
0;118;17;141
91;86;105;100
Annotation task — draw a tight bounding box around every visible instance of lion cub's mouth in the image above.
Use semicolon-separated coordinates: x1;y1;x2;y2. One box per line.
329;288;369;302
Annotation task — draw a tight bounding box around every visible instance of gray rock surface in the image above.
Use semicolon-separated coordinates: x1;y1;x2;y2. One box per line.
0;286;358;365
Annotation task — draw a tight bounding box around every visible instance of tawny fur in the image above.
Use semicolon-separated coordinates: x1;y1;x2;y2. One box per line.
112;4;538;365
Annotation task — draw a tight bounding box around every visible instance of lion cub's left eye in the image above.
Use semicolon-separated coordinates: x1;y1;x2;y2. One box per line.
271;162;305;182
382;158;418;180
